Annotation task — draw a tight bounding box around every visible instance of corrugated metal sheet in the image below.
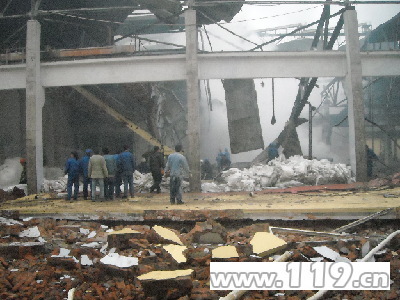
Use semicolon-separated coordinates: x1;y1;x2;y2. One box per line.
222;79;264;154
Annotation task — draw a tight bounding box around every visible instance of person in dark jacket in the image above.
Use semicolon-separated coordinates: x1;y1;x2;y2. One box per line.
65;151;80;201
149;146;165;193
103;147;117;200
79;149;92;200
19;158;27;184
366;145;378;178
267;141;279;162
118;145;135;198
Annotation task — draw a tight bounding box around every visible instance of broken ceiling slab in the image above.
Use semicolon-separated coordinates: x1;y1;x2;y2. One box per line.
250;232;287;257
163;244;187;264
212;245;239;259
138;269;193;281
153;225;184;245
143;209;244;221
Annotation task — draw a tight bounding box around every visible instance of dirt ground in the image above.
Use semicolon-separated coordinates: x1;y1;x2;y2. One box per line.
1;185;400;218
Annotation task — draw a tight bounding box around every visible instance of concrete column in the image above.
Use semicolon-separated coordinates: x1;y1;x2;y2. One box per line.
344;7;367;181
185;9;201;192
26;20;45;194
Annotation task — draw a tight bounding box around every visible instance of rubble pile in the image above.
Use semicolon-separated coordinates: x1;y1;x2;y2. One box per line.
203;156;352;193
0;215;398;299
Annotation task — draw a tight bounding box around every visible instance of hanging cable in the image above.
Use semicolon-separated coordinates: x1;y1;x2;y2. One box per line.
203;26;213;51
249;8;345;51
271;78;276;125
197;10;262;48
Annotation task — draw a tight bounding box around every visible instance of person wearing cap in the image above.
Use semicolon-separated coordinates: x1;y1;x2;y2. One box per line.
164;144;190;204
64;151;80;201
19;158;27;184
149;146;165;193
79;149;92;200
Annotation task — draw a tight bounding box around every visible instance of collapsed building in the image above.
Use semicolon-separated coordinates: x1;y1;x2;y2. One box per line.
1;3;400;298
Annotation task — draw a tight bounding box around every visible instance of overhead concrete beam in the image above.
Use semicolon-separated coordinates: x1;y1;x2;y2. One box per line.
1;51;399;90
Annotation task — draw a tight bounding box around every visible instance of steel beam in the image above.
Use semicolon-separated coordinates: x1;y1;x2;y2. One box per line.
1;51;399;90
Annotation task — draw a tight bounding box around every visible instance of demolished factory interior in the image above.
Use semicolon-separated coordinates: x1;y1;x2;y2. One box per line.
1;0;400;191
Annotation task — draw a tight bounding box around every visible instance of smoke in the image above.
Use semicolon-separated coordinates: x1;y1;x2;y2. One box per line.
0;157;22;189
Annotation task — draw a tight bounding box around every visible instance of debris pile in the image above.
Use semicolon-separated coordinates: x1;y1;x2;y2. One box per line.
203;155;352;192
0;213;398;299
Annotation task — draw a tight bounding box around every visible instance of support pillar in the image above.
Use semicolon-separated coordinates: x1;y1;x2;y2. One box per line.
344;7;367;181
26;20;45;194
185;9;201;192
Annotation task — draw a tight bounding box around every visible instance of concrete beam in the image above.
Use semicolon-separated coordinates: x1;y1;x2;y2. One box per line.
1;51;399;90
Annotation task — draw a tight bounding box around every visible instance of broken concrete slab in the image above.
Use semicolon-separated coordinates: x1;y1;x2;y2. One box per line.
138;269;194;298
0;241;46;259
163;244;187;264
212;245;239;259
107;228;142;249
152;225;184;245
250;232;287;257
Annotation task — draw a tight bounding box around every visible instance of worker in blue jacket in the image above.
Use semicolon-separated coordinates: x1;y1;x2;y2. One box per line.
64;151;80;201
79;149;92;200
118;145;136;198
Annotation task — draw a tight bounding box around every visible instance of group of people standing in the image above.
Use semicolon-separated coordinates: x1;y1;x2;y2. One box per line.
64;145;135;201
64;144;190;204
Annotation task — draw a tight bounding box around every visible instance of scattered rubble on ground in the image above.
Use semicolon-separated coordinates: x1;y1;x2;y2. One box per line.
0;211;398;299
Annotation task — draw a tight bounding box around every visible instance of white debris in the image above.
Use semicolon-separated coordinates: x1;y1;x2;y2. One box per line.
310;257;324;262
81;242;101;248
80;255;93;266
105;229;114;233
201;156;352;192
101;225;108;229
19;226;41;238
80;228;90;235
314;246;340;261
100;253;138;268
10;269;19;272
100;243;108;254
87;231;96;239
43;176;68;193
23;217;33;222
0;157;23;189
0;217;23;226
51;248;79;263
38;237;46;243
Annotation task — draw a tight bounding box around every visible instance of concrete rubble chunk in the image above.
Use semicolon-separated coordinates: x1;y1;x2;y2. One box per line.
153;225;184;245
250;232;287;257
138;269;194;299
185;219;227;244
212;245;239;259
0;241;46;259
107;227;142;249
163;244;188;263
